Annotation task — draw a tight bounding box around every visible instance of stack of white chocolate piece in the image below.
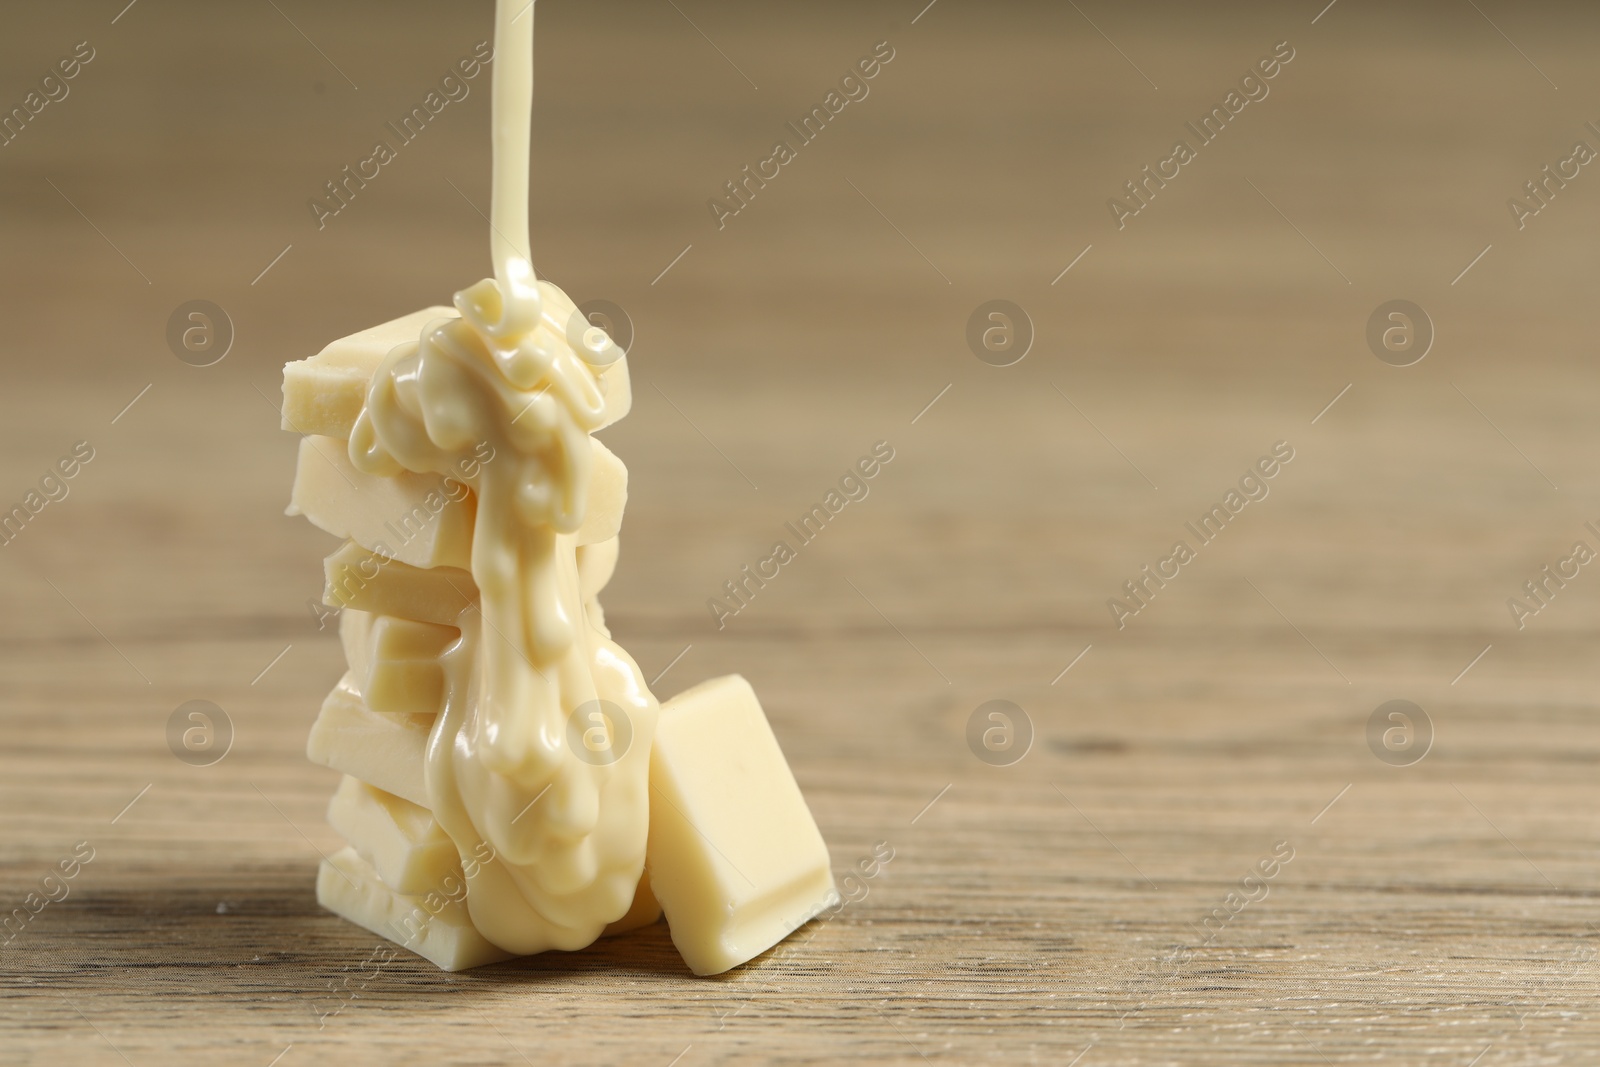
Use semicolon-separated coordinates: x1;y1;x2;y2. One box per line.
282;308;837;975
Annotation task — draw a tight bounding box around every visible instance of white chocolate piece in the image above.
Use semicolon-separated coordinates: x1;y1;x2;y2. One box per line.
318;846;513;972
576;536;619;602
338;608;374;690
365;656;444;717
362;616;457;717
327;776;458;896
646;675;835;976
578;438;626;546
288;435;475;571
601;869;662;938
305;675;429;807
340;609;457;718
281;306;631;441
282;308;455;438
323;540;476;626
577;536;619;635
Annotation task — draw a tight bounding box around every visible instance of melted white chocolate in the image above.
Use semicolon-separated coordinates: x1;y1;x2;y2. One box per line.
344;0;652;955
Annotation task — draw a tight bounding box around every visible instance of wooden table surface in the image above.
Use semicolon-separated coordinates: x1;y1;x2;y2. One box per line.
4;1;1600;1063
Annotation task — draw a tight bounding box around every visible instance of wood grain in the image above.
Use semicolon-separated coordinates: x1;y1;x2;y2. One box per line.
3;1;1600;1063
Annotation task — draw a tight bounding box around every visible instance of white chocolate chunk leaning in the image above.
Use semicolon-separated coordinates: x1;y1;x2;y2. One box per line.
318;846;513;972
305;675;429;807
362;616;457;717
282;308;454;438
288;435;475;570
646;675;835;976
326;776;458;897
281;306;631;441
322;540;476;626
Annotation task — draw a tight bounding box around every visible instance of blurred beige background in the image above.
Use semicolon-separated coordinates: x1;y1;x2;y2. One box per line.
2;1;1599;1064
